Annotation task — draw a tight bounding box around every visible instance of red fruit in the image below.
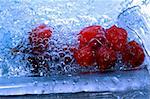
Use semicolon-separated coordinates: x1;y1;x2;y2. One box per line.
29;24;52;43
28;24;52;54
96;46;117;72
122;41;145;68
78;25;105;48
74;46;95;66
106;25;127;51
88;33;108;50
32;24;52;38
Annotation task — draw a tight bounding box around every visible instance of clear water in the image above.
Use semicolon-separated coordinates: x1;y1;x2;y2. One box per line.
0;0;150;98
0;0;150;77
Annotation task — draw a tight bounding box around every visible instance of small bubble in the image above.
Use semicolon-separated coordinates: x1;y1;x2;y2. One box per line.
63;80;67;84
52;53;60;62
40;71;44;76
65;49;72;54
52;78;56;82
32;37;38;43
43;38;49;45
72;82;75;85
56;64;62;71
62;45;68;51
33;81;38;86
84;82;88;85
67;74;72;77
37;38;43;43
43;83;49;86
58;51;65;58
112;77;120;84
73;77;79;84
127;79;132;82
95;79;99;82
64;54;73;64
41;90;45;94
60;61;65;67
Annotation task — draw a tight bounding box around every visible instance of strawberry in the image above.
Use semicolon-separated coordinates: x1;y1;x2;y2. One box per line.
96;46;117;72
73;45;96;66
28;24;52;54
78;25;105;48
122;40;145;68
106;25;127;51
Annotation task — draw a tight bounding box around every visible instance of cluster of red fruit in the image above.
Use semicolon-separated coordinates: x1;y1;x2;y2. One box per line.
24;24;145;73
74;25;145;72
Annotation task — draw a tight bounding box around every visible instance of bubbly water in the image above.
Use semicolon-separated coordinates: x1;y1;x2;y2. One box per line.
0;0;150;77
0;0;150;98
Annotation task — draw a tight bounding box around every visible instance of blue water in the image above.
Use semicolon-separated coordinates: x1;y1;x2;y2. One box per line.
0;0;150;77
0;0;150;98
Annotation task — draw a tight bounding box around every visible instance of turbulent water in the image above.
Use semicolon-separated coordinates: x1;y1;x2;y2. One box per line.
0;0;150;77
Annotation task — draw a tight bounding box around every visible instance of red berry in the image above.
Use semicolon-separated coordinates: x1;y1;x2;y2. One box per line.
96;46;117;72
73;45;96;66
122;41;145;68
78;25;105;48
28;24;52;54
29;24;52;43
106;25;127;51
88;33;107;50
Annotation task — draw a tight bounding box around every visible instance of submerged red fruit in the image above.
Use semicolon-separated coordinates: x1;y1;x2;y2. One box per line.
88;33;107;50
29;24;52;44
122;40;145;68
96;46;117;72
74;25;145;72
28;24;52;54
106;25;127;51
78;25;105;48
74;46;95;66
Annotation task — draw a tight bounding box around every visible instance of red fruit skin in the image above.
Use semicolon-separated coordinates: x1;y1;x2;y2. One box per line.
74;46;96;66
88;33;108;50
96;46;117;72
28;24;52;54
106;25;127;51
78;25;106;48
122;41;145;68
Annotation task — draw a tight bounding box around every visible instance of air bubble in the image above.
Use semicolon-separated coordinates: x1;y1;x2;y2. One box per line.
41;90;45;94
63;80;67;84
33;81;38;86
37;38;43;43
58;51;65;58
51;52;60;62
64;54;73;64
43;38;49;45
112;77;120;84
56;64;62;71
